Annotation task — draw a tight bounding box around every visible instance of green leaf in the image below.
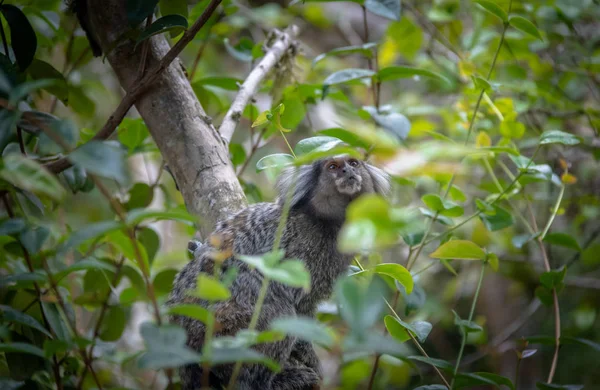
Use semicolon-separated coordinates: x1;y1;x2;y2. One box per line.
63;165;88;193
99;306;126;341
539;266;567;290
239;253;311;289
194;273;231;301
136;15;188;46
168;304;214;325
0;218;26;236
19;225;50;254
384;315;411;343
159;0;188;21
125;208;197;226
335;277;387;336
479;204;514;231
0;154;66;202
229;143;246;166
68;141;129;185
422;194;464;217
0;4;37;70
430;240;486;261
0;343;45;358
509;15;543;41
500;120;525;139
363;106;411;140
472;75;492;93
398;281;426;315
378;66;451;85
0;272;46;288
271;316;335;347
317;128;371;149
26;60;69;103
126;0;159;27
60;220;123;253
539;130;580;146
453;310;483;333
293;136;341;156
408;355;453;370
10;79;61;105
414;386;448;390
323;68;375;86
138;322;202;369
37;119;78;156
473;0;508;22
411;320;433;343
54;258;117;282
343;332;406;357
153;268;177;294
41;302;72;341
256;153;294;173
293;145;361;166
313;43;376;66
543;233;580;251
203;344;280;372
196;76;242;91
224;37;254;62
0;305;52;337
125;183;154;210
138;227;160;264
455;372;515;390
372;263;413;294
118;118;149;151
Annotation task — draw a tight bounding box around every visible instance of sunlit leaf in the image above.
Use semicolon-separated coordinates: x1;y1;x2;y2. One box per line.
473;0;508;22
323;68;375;86
430;240;486;261
509;15;543;41
543;232;580;251
194;274;231;301
378;66;450;85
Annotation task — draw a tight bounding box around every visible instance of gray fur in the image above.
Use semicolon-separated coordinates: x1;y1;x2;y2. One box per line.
167;157;390;390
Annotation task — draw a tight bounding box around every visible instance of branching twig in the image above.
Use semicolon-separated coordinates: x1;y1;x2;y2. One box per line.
44;0;223;174
219;26;299;143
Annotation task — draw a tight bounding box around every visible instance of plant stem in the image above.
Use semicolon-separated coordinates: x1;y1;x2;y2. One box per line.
451;263;486;389
360;4;379;108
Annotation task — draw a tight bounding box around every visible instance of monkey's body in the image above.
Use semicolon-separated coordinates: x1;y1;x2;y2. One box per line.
168;157;390;389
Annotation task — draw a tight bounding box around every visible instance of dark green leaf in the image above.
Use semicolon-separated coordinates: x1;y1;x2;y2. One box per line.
60;220;122;253
473;0;508;22
99;306;126;341
126;183;154;210
536;384;583;390
540;267;567;290
365;0;401;20
17;110;59;136
19;225;50;254
0;4;37;70
203;344;280;372
38;119;78;156
453;310;483;333
136;15;188;46
408;355;453;370
68;141;129;185
63;165;88;193
10;79;60;105
0;272;46;288
224;37;253;62
26;60;68;103
197;76;242;91
378;66;451;85
229;143;246;167
335;276;387;336
398;281;426;315
479;204;514;231
0;218;26;236
41;302;71;341
0;343;45;358
509;15;543;41
543;233;580;251
271;316;335;347
455;372;515;390
0;305;52;337
138;226;160;264
153;268;177;294
54;258;117;282
126;0;159;26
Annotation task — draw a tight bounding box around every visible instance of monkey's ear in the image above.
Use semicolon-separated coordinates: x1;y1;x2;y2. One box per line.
366;163;391;197
276;164;316;208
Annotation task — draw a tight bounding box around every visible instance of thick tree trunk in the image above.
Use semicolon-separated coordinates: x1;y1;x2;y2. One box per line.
85;1;246;237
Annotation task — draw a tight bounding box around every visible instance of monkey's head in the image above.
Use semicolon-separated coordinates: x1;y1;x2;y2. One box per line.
277;155;391;221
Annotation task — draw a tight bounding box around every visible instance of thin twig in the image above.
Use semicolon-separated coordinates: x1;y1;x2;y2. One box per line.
138;15;154;77
219;26;299;143
16;127;26;155
44;0;223;174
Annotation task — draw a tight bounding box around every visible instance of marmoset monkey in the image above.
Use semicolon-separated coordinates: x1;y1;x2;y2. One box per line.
167;156;390;390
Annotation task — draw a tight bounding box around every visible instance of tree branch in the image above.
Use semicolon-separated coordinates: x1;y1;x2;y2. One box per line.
45;0;222;175
219;26;299;143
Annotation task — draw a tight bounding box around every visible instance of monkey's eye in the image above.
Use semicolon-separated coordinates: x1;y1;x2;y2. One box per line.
348;159;359;167
328;163;339;170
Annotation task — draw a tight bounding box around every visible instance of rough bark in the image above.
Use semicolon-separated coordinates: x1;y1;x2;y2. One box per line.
86;1;246;237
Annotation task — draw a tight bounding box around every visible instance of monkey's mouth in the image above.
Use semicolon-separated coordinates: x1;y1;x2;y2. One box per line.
336;176;362;195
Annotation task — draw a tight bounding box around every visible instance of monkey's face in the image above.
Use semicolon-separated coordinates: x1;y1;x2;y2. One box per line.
321;157;366;196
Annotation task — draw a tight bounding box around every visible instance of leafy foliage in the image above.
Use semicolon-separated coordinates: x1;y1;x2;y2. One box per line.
0;0;598;389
